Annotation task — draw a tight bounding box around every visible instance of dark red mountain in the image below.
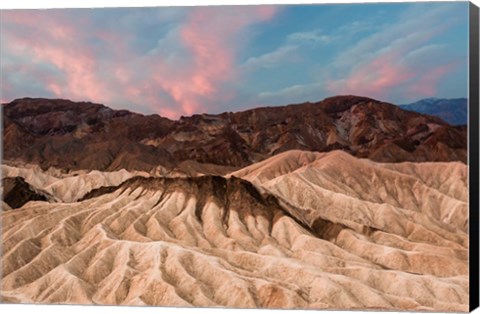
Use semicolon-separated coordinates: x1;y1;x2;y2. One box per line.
2;95;467;173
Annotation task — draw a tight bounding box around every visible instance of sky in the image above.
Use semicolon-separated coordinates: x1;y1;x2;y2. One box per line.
0;2;469;118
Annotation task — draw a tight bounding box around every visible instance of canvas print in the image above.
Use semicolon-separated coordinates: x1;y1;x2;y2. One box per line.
0;1;477;312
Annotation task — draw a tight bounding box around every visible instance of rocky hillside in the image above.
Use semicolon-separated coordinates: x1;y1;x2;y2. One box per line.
1;150;468;310
3;95;467;173
400;98;467;126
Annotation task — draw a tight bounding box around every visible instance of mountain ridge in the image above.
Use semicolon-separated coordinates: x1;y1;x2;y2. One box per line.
400;98;467;126
1;149;468;310
3;95;467;173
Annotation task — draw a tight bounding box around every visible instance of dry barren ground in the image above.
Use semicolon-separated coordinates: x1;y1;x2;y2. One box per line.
1;150;469;311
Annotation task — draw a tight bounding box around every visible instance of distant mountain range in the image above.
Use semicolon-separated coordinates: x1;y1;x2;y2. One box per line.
2;95;467;174
400;98;467;126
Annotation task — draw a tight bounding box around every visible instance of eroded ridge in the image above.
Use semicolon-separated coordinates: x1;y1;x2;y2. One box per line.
1;151;469;311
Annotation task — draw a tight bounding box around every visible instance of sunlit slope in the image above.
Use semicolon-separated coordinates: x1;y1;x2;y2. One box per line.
1;151;468;311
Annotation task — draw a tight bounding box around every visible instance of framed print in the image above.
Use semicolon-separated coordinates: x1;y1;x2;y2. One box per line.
1;0;479;312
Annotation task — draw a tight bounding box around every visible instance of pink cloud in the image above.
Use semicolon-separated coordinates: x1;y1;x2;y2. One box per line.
3;7;278;119
2;11;113;103
407;62;459;98
34;46;109;102
327;51;416;100
327;48;460;102
323;6;466;104
147;6;278;116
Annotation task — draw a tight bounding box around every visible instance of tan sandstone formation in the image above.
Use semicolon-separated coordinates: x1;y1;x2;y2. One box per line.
1;150;469;311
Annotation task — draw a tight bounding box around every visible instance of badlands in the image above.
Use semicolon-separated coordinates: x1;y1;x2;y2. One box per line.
1;150;469;311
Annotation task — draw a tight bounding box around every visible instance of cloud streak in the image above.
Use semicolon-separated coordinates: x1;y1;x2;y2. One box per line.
1;3;468;116
255;2;467;106
1;6;278;118
158;6;278;115
2;11;111;103
243;45;299;70
326;3;466;101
